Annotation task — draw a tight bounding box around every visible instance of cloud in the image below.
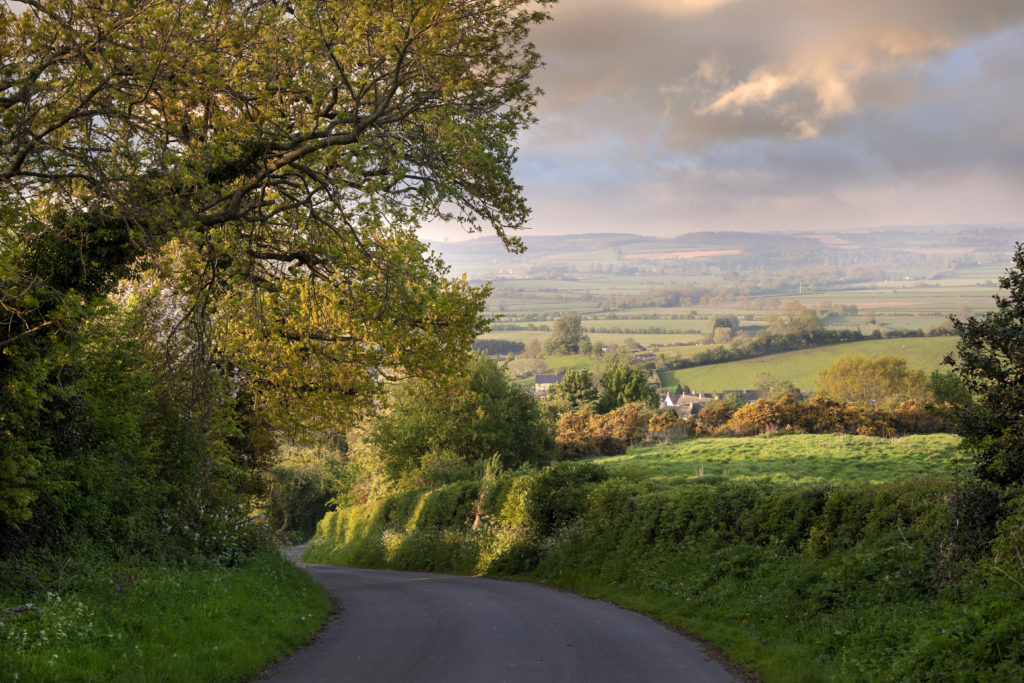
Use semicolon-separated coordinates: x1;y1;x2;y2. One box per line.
533;0;1024;145
630;0;740;17
505;0;1024;236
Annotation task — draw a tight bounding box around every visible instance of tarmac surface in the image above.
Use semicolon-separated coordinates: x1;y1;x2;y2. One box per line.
259;553;741;682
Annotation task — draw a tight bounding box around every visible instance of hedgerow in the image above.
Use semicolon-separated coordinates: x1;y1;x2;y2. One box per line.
305;459;1024;681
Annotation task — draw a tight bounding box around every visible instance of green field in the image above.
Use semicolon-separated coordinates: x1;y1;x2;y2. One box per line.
659;336;957;392
598;433;960;487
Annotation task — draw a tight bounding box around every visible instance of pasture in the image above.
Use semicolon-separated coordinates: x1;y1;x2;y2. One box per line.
658;336;957;392
597;433;960;487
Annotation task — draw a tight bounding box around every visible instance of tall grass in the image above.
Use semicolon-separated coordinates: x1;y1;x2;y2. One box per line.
0;551;329;682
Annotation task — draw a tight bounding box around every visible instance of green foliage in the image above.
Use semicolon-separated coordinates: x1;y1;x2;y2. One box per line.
709;313;740;333
264;445;347;543
929;370;973;408
359;355;555;489
815;354;933;410
0;0;553;432
597;362;658;413
1;298;263;560
305;439;1024;681
519;462;609;536
546;368;599;411
306;460;608;574
946;243;1024;486
1;0;553;560
0;551;328;682
544;312;586;355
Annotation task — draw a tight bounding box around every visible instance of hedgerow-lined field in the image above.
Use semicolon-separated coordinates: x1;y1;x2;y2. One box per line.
658;336;957;392
598;433;960;487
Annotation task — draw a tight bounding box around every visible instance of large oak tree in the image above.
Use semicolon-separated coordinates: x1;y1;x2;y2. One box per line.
0;0;551;528
1;0;550;421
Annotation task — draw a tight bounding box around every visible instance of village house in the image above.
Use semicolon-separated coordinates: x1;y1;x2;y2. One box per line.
662;392;715;418
662;389;764;417
533;373;564;398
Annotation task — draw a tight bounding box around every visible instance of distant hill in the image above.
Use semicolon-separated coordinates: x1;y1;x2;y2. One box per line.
431;226;1020;280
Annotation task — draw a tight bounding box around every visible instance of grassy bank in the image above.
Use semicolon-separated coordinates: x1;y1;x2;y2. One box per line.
600;433;959;487
0;551;329;682
305;437;1023;681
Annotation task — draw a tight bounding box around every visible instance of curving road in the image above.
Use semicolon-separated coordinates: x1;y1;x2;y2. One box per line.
259;554;744;682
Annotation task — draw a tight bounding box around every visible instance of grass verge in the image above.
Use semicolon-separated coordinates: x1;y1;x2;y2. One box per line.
0;550;329;682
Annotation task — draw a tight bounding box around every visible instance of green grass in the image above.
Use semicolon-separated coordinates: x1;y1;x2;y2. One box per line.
659;336;957;392
0;551;329;682
541;354;606;373
597;433;960;487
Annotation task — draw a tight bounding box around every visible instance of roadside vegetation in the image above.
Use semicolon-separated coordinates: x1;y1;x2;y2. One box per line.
1;551;328;682
304;455;1022;681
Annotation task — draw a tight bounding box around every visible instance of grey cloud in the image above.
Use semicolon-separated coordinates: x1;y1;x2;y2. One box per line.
531;0;1024;148
507;0;1024;235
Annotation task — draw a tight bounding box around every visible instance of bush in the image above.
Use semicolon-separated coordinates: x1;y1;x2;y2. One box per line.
555;403;658;457
719;396;952;438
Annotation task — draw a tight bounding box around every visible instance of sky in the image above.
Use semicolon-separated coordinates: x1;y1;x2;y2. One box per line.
426;0;1024;242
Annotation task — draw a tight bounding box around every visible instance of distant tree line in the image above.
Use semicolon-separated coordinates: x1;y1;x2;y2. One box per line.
584;326;702;335
666;319;954;371
473;339;525;356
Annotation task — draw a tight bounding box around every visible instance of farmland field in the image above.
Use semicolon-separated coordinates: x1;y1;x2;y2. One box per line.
597;433;960;487
658;336;957;392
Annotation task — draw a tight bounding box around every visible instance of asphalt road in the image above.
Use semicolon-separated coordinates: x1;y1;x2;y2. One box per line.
259;557;742;683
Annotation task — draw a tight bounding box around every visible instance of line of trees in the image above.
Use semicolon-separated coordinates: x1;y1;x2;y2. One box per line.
666;309;952;371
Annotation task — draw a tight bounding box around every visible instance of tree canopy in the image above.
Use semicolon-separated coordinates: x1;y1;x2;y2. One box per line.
946;243;1024;486
547;368;599;411
0;0;551;544
815;355;932;410
544;312;586;355
360;355;555;486
1;0;551;429
597;363;658;413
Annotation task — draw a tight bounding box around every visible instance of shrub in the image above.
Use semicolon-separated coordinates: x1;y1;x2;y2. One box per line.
719;396;953;438
556;403;657;457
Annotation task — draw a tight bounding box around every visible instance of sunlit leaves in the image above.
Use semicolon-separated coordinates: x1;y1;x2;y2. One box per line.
2;0;550;432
